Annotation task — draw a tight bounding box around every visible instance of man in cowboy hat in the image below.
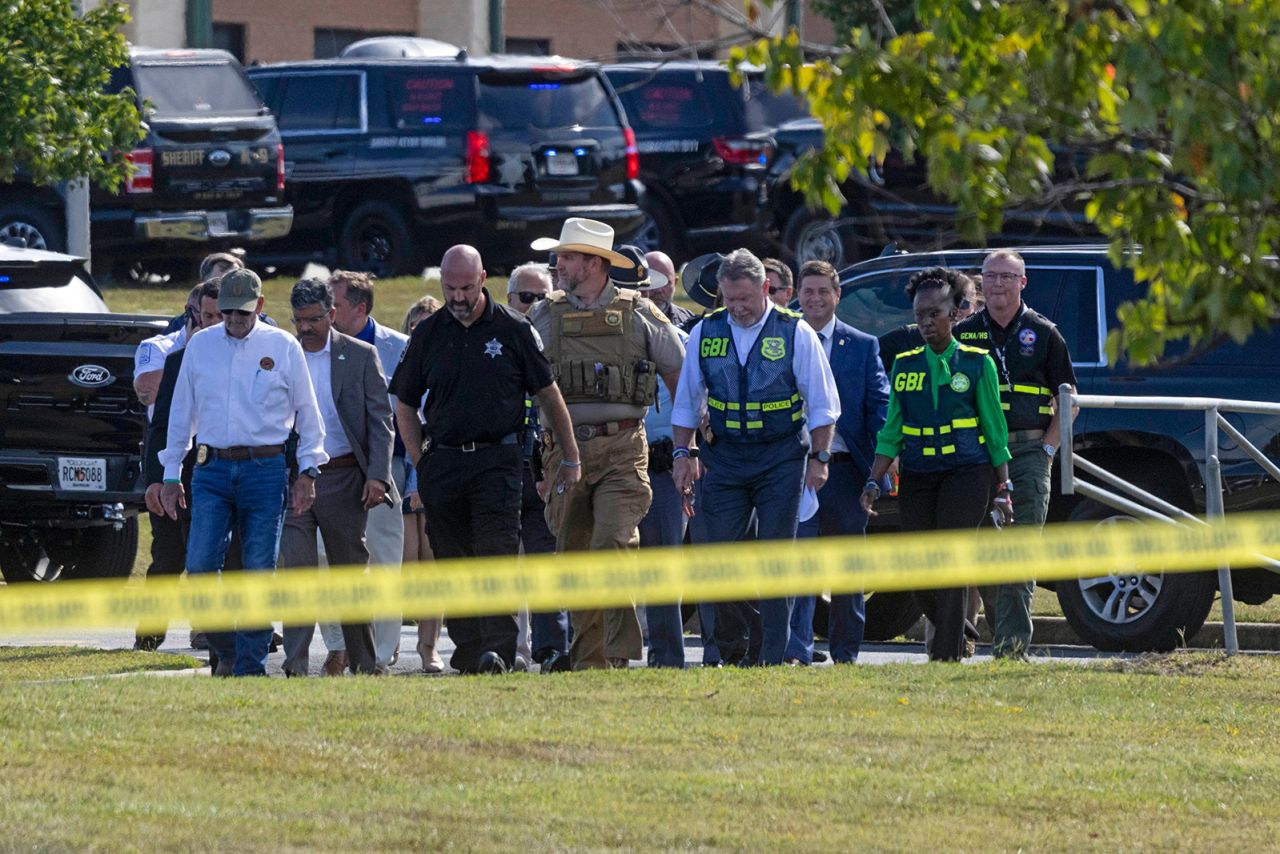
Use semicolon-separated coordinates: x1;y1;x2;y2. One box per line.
528;218;686;670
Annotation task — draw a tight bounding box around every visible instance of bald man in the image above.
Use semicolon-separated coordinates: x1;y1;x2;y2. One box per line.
390;245;581;674
640;251;695;327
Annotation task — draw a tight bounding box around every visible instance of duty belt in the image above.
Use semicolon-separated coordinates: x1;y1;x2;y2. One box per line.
573;418;641;442
1008;429;1046;443
424;433;520;454
199;444;285;462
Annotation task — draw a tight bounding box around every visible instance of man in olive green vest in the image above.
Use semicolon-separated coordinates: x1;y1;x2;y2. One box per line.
529;219;686;670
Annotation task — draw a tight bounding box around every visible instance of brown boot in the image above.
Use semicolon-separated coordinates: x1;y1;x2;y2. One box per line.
321;650;348;677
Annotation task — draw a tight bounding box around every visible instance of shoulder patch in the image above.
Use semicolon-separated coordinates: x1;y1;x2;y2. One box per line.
646;301;672;323
613;289;637;303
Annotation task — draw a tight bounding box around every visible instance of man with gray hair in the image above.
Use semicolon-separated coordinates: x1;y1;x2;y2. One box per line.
507;262;554;314
671;248;840;666
280;277;398;676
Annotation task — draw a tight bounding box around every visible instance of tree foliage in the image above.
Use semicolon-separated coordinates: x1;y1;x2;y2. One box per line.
738;0;1280;363
0;0;142;191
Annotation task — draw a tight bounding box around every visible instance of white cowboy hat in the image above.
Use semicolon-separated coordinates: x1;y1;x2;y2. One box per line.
531;217;635;269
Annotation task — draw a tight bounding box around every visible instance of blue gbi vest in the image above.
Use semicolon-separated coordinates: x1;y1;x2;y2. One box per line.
892;344;990;473
699;307;804;443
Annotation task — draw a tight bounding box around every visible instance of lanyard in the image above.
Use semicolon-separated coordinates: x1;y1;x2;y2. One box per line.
980;304;1027;383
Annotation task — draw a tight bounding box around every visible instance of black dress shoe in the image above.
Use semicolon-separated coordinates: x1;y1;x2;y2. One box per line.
812;651;829;663
477;651;509;675
541;650;571;673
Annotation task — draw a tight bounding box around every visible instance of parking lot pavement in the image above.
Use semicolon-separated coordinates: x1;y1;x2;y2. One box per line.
1;622;1129;674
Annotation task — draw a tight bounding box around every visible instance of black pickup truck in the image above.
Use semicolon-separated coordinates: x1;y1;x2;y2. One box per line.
0;245;164;583
0;48;291;281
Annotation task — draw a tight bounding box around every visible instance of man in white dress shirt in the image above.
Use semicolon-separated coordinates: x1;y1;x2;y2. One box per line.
160;268;328;677
670;249;840;667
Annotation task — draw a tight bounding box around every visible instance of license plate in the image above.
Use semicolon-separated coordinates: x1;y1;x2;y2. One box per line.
545;151;579;176
206;211;230;236
58;457;107;492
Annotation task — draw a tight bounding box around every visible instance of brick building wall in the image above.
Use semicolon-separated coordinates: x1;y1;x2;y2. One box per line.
213;0;419;63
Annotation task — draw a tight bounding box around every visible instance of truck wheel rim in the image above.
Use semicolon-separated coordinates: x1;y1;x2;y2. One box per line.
1077;516;1165;625
0;221;49;250
797;220;842;267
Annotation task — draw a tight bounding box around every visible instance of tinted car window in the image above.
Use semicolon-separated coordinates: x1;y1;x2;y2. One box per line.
478;74;617;131
276;74;362;132
0;267;109;313
386;71;474;130
1024;267;1101;364
838;264;1103;364
133;62;262;116
614;75;714;128
744;77;808;128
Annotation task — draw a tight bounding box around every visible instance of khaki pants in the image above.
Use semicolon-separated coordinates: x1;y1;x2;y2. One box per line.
544;424;651;670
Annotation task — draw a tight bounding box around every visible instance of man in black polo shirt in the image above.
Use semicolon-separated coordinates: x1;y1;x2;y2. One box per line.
955;249;1077;658
390;244;581;674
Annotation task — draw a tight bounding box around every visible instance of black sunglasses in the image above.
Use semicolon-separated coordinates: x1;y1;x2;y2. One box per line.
518;291;547;305
768;286;789;296
223;309;254;317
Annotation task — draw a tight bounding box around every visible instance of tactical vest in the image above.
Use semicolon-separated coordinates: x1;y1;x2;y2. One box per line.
955;306;1056;431
546;290;658;407
699;307;804;443
891;344;991;473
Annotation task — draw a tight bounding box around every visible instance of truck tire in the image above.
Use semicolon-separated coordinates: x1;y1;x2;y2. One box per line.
338;200;417;277
1056;502;1216;652
629;198;684;261
784;207;857;271
0;519;138;584
863;590;925;641
0;202;66;252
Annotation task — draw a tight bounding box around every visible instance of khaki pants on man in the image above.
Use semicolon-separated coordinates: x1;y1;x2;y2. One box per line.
543;424;651;670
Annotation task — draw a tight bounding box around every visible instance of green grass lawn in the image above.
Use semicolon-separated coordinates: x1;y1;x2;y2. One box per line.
0;646;200;682
1;652;1276;850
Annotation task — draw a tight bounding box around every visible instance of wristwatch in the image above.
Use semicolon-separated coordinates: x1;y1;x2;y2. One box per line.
809;450;831;464
1043;443;1058;459
995;479;1015;494
301;466;321;480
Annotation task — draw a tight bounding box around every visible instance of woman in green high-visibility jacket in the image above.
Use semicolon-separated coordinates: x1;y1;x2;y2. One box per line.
861;267;1014;661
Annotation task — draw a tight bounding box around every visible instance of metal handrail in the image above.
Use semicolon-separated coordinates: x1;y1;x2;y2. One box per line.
1058;385;1280;655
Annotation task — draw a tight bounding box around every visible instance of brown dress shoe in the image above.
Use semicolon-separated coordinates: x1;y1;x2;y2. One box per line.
321;650;348;677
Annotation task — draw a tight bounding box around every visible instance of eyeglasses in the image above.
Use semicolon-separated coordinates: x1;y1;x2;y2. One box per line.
224;309;254;317
768;286;789;296
981;271;1022;283
517;291;547;305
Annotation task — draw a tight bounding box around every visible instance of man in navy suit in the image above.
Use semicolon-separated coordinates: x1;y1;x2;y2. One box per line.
787;260;890;664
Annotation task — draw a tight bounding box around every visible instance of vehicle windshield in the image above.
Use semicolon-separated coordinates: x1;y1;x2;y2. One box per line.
0;266;109;313
134;62;263;116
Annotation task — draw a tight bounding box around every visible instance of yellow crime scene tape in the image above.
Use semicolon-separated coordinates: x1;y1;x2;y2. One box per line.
2;512;1279;634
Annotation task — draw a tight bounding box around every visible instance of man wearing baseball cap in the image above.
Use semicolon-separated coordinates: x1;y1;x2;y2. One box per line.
528;218;686;670
160;268;328;677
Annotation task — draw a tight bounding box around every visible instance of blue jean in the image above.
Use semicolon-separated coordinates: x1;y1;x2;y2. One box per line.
702;437;806;666
686;478;722;665
789;457;870;663
639;473;687;667
185;453;290;676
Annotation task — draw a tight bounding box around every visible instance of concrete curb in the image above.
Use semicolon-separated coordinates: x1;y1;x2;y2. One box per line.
904;616;1280;651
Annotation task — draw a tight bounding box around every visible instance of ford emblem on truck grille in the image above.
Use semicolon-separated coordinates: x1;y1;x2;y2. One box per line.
209;149;232;167
69;365;114;387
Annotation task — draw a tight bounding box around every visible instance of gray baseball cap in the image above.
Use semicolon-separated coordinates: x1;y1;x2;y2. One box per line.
218;268;263;312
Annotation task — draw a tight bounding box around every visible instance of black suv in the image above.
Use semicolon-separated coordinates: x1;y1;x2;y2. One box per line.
604;61;807;261
761;121;1092;269
247;43;646;275
0;244;166;583
0;48;291;280
836;245;1280;652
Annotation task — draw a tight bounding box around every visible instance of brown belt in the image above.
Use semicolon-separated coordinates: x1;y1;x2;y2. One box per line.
1008;429;1046;443
205;444;285;461
321;453;359;470
573;418;641;442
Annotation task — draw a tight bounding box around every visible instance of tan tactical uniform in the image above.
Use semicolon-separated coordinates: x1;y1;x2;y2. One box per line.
530;284;685;669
